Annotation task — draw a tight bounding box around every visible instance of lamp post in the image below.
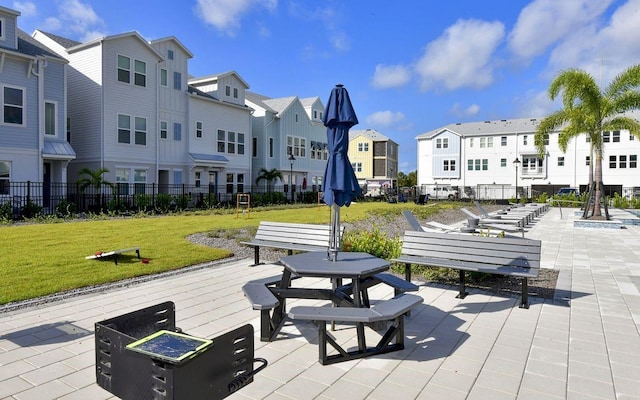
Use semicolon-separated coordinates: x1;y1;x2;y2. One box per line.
288;154;296;203
513;157;521;203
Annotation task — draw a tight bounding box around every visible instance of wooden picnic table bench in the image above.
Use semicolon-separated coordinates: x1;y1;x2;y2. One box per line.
288;293;423;364
85;247;141;265
240;221;344;265
392;230;542;308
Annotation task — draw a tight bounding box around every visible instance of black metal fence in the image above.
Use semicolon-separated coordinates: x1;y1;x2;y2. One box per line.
0;181;326;219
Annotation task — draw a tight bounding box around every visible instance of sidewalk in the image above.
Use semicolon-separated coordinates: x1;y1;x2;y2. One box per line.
1;207;639;399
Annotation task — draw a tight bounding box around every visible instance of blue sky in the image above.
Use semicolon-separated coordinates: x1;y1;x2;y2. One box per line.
12;0;640;173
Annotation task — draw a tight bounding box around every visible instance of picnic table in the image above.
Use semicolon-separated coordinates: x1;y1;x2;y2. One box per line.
242;251;422;364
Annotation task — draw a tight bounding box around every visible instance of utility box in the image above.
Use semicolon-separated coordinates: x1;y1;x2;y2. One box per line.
95;301;262;400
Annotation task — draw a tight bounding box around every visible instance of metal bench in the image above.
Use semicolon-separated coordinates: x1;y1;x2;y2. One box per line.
288;293;423;364
240;221;344;265
392;230;542;308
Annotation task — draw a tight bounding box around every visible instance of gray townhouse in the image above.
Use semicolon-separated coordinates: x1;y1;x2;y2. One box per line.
0;6;74;209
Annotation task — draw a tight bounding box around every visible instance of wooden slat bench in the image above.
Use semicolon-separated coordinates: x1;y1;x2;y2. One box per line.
288;293;423;364
240;222;344;265
392;231;541;308
85;247;141;265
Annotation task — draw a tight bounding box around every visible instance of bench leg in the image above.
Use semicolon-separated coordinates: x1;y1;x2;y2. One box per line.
135;249;141;259
520;278;529;309
456;270;468;299
404;263;412;282
252;247;261;266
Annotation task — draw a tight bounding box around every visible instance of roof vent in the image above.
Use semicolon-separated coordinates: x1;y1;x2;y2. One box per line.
484;121;490;123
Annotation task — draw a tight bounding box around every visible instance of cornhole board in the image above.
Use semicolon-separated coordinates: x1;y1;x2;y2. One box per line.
86;247;141;265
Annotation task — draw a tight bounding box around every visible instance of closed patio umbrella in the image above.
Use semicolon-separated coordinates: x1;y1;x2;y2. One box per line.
322;84;361;261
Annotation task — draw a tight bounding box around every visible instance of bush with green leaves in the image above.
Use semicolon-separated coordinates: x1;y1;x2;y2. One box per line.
341;226;401;260
134;193;152;211
155;193;173;213
20;200;42;219
174;194;191;210
55;199;77;218
0;201;12;221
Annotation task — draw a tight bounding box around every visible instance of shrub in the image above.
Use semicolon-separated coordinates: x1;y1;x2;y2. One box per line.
21;200;43;219
155;193;173;213
0;201;12;221
341;226;401;260
55;199;77;218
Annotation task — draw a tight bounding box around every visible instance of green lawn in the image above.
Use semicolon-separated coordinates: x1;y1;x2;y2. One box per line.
2;201;447;305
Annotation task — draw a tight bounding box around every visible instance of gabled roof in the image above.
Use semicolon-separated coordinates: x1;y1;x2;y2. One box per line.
245;91;277;113
416;117;543;140
300;97;322;108
149;36;194;58
33;30;81;49
349;128;394;143
263;96;297;115
189;70;249;89
0;5;20;17
187;85;218;100
0;29;67;62
63;31;164;60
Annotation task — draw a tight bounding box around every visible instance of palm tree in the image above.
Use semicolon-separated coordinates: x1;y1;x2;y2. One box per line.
255;168;283;193
77;167;113;210
535;65;640;219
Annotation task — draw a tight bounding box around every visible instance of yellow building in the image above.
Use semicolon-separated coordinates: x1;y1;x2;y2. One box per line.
348;129;399;196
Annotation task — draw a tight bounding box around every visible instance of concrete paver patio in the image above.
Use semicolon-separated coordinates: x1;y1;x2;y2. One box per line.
1;207;639;399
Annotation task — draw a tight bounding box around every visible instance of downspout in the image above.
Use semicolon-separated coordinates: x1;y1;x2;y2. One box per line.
31;58;46;181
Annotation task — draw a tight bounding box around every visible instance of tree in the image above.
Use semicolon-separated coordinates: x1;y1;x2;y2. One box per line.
397;171;417;188
77;167;113;211
535;65;640;219
255;168;283;192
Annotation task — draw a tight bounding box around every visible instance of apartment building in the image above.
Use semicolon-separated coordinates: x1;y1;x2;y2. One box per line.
416;114;640;199
0;6;73;201
348;129;399;195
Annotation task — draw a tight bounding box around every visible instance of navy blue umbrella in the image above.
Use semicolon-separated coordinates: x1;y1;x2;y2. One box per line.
322;84;361;261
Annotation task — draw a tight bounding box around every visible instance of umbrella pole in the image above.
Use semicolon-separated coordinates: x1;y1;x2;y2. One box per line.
329;204;340;262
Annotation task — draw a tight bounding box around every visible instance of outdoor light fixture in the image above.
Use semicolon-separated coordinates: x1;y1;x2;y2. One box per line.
289;154;296;203
513;157;521;202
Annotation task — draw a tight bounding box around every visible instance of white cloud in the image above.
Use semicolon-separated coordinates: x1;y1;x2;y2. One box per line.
372;64;411;89
415;19;505;91
12;1;36;17
41;0;107;41
450;103;480;118
508;0;613;62
195;0;277;36
42;17;62;32
365;110;406;128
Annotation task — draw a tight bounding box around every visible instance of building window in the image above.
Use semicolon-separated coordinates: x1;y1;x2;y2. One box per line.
630;154;637;168
603;131;610;143
487;137;493;147
467;159;473;171
543;134;549;145
237;174;244;193
160;121;167;139
196;121;203;138
225;86;231;96
586;156;590;166
269;138;274;158
609;155;617;168
313;110;318;119
117;55;130;83
482;159;488;170
134;117;146;145
523;135;528;146
173;72;181;90
353;162;362;172
116;168;130;194
160;69;168;86
134;60;146;87
168;49;174;60
475;159;481;170
443;159;456;171
364;143;369;151
469;138;474;148
620;155;627;168
173;122;181;141
252;137;257;157
480;138;486;148
501;158;507;167
217;130;225;152
287;135;306;157
0;161;9;195
557;156;564;166
0;17;4;41
3;86;25;125
195;172;201;188
173;170;182;185
501;136;507;146
67;117;71;142
134;169;146;194
118;114;131;143
233;88;238;98
436;138;449;149
45;101;56;135
227;131;235;154
630;133;635;141
238;133;245;155
226;173;234;193
612;130;620;142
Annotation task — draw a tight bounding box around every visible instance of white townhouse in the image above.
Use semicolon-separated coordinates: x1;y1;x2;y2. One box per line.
33;31;253;203
188;72;253;200
247;92;327;193
416;114;640;199
0;6;74;207
33;30;163;191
